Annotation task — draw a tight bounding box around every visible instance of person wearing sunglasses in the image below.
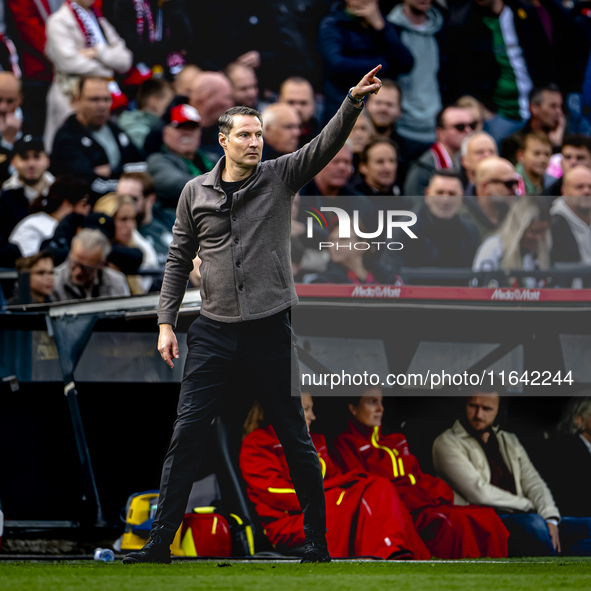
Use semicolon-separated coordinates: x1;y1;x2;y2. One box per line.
460;156;518;241
404;106;476;200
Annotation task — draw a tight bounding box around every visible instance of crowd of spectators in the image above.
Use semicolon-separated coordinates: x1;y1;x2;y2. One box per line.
1;0;591;304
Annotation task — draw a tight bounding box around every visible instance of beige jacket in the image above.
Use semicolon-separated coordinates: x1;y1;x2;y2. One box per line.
432;420;560;521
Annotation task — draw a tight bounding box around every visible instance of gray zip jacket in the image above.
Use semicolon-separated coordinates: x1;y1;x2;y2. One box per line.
157;97;363;326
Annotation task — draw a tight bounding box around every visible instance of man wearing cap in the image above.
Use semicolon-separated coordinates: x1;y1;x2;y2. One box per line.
147;104;214;214
123;66;383;565
0;135;54;242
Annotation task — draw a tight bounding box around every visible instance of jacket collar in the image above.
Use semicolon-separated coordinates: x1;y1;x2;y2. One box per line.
202;155;262;192
451;418;500;439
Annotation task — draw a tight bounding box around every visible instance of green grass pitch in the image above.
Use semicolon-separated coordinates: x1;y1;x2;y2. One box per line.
1;558;590;591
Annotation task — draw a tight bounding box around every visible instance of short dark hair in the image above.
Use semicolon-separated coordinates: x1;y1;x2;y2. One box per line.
429;168;462;183
520;131;552;151
15;251;53;272
77;75;110;97
136;78;172;111
529;83;561;106
359;137;398;164
562;134;591;154
436;105;454;129
30;175;89;215
119;170;156;196
218;106;263;136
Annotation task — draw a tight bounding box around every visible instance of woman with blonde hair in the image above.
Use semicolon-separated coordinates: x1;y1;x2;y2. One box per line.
94;192;157;293
472;196;552;285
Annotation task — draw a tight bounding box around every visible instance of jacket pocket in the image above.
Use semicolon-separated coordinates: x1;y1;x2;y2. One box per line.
244;191;275;220
200;261;209;301
271;251;288;290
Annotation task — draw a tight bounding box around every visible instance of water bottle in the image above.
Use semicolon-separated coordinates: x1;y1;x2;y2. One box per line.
93;548;115;562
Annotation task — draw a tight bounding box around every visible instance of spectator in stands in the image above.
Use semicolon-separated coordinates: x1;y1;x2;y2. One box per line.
118;171;171;267
51;77;142;198
501;86;564;165
0;135;54;241
44;0;133;151
9;175;91;258
349;113;375;178
386;0;445;160
226;63;260;110
433;389;591;556
460;157;518;241
404;106;475;197
278;77;319;147
52;227;130;300
7;251;55;305
447;0;554;146
456;96;485;132
303;222;384;285
240;395;431;560
365;79;401;140
381;170;480;280
188;71;234;159
112;0;194;80
318;0;413;123
0;72;24;184
147;103;212;212
545;396;591;518
515;132;553;196
460;132;498;196
550;167;591;268
118;78;174;151
333;387;510;559
473;196;551;285
7;0;62;136
172;64;201;98
261;103;301;160
546;135;591;198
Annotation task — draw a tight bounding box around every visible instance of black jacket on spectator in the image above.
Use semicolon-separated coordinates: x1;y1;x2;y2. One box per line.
318;4;414;123
0;187;29;242
113;0;193;79
446;0;554;112
50;114;141;197
380;204;481;282
551;212;580;264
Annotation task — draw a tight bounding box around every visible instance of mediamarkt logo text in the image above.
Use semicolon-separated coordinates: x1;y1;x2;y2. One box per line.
491;288;541;301
306;207;417;251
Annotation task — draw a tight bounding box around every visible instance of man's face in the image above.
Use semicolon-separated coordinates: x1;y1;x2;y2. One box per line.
301;394;316;432
0;74;21;117
163;123;201;159
561;145;591;173
117;178;145;216
531;91;563;131
230;67;259;108
349;116;374;154
263;107;300;154
425;176;463;218
366;87;401;129
563;167;591;211
29;257;55;299
316;147;353;190
280;81;315;124
12;150;49;185
479;161;519;197
520;138;552;178
359;142;397;192
77;79;112;129
462;135;497;176
438;108;475;153
193;81;234;127
404;0;432;13
69;241;104;288
466;395;500;432
219;115;263;170
349;390;384;428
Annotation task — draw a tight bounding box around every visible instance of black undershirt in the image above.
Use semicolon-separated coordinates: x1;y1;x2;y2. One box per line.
220;175;253;213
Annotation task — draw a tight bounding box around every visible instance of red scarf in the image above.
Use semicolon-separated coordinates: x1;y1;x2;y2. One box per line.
67;0;104;47
0;35;21;78
430;142;453;170
133;0;157;43
346;270;376;285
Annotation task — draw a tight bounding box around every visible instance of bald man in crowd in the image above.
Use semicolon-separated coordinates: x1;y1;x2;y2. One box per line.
226;63;260;109
261;103;301;160
460;157;519;241
461;132;498;196
278;77;318;147
551;166;591;271
0;72;25;184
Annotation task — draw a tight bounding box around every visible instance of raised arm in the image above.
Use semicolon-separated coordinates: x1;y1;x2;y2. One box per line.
272;66;383;193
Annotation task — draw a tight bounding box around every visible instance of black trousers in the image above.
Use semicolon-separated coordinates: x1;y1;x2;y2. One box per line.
154;310;326;541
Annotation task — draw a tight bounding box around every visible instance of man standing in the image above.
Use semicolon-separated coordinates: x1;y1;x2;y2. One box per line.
260;103;301;160
460;132;498;196
433;389;591;556
122;66;383;565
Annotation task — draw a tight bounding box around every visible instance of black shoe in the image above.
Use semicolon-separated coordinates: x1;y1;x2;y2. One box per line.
122;526;172;564
300;533;331;563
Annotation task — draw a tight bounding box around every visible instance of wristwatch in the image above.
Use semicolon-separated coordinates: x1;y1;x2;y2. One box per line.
347;87;363;107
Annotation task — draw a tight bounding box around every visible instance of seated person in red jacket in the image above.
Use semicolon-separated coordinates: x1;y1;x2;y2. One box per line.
239;394;430;560
332;387;509;559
